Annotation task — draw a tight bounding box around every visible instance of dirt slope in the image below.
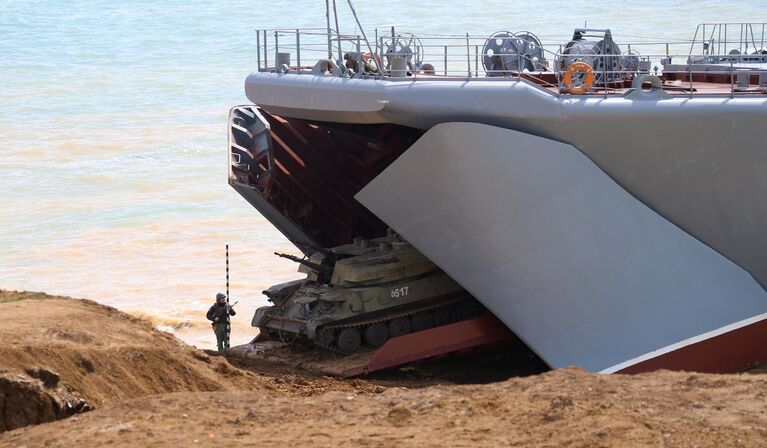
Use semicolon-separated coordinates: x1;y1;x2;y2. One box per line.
0;291;255;430
0;291;260;403
2;368;766;448
0;291;375;431
1;290;766;447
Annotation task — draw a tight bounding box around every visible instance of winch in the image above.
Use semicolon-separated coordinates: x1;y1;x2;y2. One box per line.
482;31;547;76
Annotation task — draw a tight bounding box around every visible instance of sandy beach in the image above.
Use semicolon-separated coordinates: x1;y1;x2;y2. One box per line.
2;290;766;447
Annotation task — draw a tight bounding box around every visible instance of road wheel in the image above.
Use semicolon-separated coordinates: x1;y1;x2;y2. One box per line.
455;300;482;321
364;323;389;347
337;327;361;353
317;328;335;347
411;311;434;332
432;307;455;326
388;317;411;338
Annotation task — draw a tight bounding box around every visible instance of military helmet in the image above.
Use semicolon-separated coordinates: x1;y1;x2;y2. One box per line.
216;292;226;300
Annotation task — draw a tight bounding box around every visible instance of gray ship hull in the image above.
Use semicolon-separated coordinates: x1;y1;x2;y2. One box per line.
355;122;767;372
246;73;767;291
237;72;767;372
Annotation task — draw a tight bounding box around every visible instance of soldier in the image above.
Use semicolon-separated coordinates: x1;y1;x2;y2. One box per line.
206;292;236;353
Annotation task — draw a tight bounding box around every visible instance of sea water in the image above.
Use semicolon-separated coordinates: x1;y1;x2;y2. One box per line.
1;0;764;348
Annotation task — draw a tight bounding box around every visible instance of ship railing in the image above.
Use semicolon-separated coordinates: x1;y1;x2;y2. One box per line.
688;23;767;59
254;28;767;97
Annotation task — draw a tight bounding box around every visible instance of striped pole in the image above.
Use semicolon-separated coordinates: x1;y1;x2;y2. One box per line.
225;244;231;348
226;244;230;300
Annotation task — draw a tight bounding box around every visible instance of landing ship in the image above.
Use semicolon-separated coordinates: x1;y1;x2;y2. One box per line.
228;9;767;375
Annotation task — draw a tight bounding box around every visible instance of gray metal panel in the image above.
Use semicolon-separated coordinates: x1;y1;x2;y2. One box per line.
355;122;767;372
245;73;387;114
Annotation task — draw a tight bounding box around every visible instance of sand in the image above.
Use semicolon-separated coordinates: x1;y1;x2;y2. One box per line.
1;290;766;447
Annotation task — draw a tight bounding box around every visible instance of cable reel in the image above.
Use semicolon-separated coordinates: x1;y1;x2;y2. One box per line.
561;29;623;85
482;31;547;76
482;31;515;76
500;31;547;73
620;48;650;76
383;33;423;72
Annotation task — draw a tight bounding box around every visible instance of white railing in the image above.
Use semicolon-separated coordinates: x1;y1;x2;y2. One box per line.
690;23;767;57
253;25;767;97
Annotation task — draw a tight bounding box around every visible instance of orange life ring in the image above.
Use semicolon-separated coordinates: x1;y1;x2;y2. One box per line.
563;61;594;94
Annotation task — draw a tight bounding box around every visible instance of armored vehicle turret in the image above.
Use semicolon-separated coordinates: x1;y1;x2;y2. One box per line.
253;231;483;353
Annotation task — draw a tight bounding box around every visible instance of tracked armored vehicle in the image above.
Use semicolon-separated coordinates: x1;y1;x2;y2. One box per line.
253;231;484;353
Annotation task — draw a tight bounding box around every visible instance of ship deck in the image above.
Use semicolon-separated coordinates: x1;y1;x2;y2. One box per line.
407;73;767;96
546;82;765;96
273;66;767;97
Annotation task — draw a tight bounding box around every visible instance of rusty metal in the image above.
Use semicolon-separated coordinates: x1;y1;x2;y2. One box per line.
616;316;767;374
245;313;517;377
326;313;516;377
256;110;424;249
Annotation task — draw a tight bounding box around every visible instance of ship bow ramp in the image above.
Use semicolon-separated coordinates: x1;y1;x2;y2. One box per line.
356;122;767;373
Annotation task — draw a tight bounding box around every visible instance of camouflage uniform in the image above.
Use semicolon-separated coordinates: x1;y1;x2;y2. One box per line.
207;298;236;353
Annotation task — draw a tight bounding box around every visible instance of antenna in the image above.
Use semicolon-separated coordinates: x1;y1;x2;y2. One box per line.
332;0;341;61
225;244;230;302
225;244;231;348
325;0;332;58
346;0;381;74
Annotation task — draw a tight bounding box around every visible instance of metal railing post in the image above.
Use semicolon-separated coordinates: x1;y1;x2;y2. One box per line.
325;0;332;57
263;30;268;69
475;45;479;77
718;25;722;56
689;57;693;98
256;31;261;72
466;33;471;78
739;23;744;53
557;45;563;93
380;36;385;78
296;29;301;73
274;31;279;69
444;45;448;75
603;55;607;98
